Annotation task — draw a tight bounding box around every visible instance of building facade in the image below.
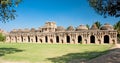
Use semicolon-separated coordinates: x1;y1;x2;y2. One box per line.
6;22;117;44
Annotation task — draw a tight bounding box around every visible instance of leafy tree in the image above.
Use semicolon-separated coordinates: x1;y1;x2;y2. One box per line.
0;33;5;41
86;24;90;29
114;21;120;38
0;0;22;23
88;0;120;18
94;21;102;29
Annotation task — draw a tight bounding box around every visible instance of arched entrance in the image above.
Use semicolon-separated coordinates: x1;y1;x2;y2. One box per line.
45;36;48;43
21;36;23;42
28;36;30;42
50;39;53;43
15;36;17;42
39;39;42;43
35;36;38;42
104;35;109;43
66;36;70;43
90;35;95;43
78;35;82;43
56;36;59;43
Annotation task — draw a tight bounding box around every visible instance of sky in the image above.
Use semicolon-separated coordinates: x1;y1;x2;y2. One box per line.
0;0;120;32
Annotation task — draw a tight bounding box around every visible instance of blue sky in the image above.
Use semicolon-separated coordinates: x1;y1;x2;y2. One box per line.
0;0;120;31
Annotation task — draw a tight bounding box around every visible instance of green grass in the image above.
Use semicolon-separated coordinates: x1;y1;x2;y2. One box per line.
0;43;113;63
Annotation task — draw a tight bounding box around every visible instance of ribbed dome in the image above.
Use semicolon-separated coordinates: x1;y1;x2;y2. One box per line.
66;26;74;31
100;23;114;30
90;24;98;30
30;28;36;32
76;25;88;31
56;26;65;31
23;28;30;32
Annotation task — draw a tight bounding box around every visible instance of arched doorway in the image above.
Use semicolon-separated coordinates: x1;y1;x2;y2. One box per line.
66;36;70;43
21;36;23;42
15;36;17;42
90;35;95;43
78;35;82;43
104;35;109;43
50;39;53;43
35;36;38;42
39;39;42;43
28;36;30;42
56;36;59;43
45;36;48;43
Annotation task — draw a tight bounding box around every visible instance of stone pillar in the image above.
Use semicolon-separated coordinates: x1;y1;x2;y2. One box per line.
87;36;90;44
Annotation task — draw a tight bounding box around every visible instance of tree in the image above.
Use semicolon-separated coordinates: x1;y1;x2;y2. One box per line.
88;0;120;18
0;0;22;23
86;24;90;29
0;33;5;41
94;21;102;29
114;21;120;38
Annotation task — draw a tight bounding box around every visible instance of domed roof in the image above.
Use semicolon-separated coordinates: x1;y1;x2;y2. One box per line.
90;24;98;30
76;25;88;31
23;28;30;32
17;29;22;32
30;28;36;32
66;26;74;31
56;26;65;31
11;29;17;33
100;23;114;30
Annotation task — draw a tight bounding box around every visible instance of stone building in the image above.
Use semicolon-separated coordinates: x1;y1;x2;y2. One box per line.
6;22;117;44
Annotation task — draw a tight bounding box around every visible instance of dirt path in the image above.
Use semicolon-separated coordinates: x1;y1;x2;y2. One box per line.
86;44;120;63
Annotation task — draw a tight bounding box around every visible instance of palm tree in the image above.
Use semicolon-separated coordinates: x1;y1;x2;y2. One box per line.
114;21;120;38
94;21;102;29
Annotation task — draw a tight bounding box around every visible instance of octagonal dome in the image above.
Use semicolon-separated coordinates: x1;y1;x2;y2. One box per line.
66;26;74;31
56;26;65;31
90;24;98;30
76;25;88;31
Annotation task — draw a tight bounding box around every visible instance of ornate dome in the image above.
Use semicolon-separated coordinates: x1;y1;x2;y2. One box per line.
66;26;74;31
100;23;114;30
76;25;88;31
56;26;65;31
90;24;98;30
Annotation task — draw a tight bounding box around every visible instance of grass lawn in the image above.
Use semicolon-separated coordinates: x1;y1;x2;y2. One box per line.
0;43;113;63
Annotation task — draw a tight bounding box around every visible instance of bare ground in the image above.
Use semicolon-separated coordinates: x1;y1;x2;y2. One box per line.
86;44;120;63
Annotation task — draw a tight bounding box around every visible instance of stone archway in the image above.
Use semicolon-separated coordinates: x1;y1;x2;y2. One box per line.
45;36;48;43
40;39;42;43
21;36;23;42
78;35;82;43
50;39;53;43
28;36;30;42
104;35;109;43
35;36;38;42
15;36;17;42
90;35;95;43
66;36;70;43
56;36;59;43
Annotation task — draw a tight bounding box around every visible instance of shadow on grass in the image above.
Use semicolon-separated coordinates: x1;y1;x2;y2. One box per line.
47;49;114;63
0;48;23;56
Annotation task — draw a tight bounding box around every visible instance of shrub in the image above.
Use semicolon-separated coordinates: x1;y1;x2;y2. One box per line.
0;33;5;42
